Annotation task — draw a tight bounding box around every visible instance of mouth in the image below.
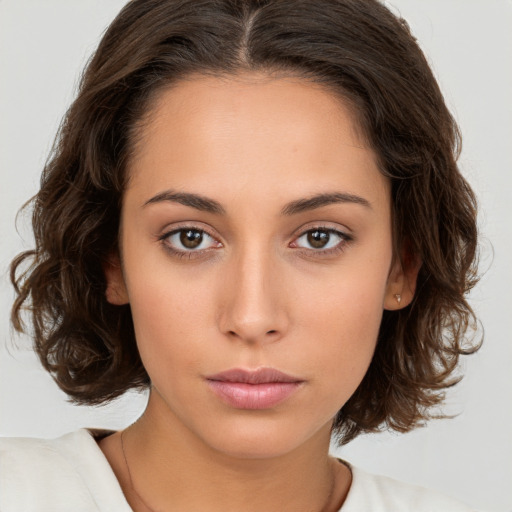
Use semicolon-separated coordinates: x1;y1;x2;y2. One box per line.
205;368;304;410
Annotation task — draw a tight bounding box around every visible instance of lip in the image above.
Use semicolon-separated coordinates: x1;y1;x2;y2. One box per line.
206;368;304;409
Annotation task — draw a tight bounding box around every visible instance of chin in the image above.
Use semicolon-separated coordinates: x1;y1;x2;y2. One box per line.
197;417;330;461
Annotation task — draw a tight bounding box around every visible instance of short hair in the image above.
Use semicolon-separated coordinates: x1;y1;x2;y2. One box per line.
11;0;479;444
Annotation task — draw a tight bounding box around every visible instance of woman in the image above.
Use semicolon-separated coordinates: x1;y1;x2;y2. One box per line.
1;1;482;510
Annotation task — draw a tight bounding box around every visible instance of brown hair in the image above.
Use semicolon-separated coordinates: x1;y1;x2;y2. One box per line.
11;0;479;444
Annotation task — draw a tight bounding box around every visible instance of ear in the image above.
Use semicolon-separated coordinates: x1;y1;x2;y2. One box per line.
103;253;129;305
383;248;421;311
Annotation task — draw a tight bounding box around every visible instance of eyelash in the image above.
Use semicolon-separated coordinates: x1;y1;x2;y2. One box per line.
158;225;353;260
158;225;221;260
291;226;352;257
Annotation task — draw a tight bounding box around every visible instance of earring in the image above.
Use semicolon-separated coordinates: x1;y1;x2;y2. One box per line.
394;294;401;304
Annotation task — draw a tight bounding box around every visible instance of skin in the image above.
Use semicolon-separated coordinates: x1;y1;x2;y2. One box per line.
100;73;417;512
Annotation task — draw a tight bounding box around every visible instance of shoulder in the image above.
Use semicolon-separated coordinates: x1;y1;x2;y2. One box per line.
340;461;480;512
0;429;132;512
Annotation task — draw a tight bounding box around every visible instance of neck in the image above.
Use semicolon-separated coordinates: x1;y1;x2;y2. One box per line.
108;392;351;512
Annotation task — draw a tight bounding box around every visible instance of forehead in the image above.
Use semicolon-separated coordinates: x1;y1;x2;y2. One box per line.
132;72;366;162
125;73;388;213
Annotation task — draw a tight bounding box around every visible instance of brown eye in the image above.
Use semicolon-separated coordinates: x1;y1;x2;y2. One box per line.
307;230;330;248
180;229;203;249
294;228;347;251
163;228;220;253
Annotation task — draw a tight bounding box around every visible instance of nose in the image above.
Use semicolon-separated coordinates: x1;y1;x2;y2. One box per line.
217;247;289;345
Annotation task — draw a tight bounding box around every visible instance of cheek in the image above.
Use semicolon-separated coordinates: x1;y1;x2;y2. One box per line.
307;304;381;420
302;289;383;372
294;254;391;387
298;255;389;335
121;254;217;374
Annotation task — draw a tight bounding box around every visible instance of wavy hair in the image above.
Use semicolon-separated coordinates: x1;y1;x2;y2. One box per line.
11;0;479;444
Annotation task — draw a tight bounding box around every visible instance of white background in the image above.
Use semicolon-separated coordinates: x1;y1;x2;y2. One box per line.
1;1;511;511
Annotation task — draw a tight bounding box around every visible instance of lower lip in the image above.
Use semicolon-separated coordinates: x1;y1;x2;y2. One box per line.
207;381;302;409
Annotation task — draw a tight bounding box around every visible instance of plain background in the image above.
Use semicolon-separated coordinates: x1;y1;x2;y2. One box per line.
1;1;511;511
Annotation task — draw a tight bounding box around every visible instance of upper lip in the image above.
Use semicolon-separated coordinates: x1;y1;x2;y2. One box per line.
206;368;303;384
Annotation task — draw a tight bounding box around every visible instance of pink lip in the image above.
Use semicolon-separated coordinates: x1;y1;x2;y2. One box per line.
206;368;304;409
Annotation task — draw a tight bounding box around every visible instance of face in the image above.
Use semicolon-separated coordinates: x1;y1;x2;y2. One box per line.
106;73;413;459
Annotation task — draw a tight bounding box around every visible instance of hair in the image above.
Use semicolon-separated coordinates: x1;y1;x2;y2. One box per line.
11;0;479;444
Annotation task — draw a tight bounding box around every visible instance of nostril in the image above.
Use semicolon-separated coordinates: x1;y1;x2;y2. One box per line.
267;330;277;335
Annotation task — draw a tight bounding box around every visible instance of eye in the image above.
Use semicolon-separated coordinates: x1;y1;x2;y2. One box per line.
293;228;347;251
162;228;220;252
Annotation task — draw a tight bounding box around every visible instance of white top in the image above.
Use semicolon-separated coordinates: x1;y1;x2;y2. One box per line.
0;429;478;512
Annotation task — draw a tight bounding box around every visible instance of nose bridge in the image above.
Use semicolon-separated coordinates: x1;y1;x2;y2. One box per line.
219;241;288;343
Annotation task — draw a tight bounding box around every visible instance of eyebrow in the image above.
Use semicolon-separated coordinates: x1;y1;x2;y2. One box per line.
143;190;371;215
143;191;226;214
280;192;371;215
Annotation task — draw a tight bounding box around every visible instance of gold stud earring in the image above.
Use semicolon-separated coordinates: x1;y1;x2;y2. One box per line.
394;294;401;304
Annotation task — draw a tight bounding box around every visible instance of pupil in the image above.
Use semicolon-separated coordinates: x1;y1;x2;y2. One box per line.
308;230;329;248
180;230;203;249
